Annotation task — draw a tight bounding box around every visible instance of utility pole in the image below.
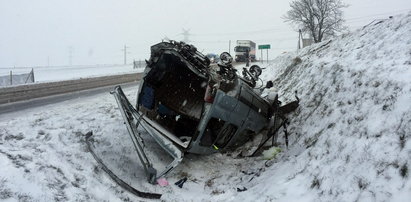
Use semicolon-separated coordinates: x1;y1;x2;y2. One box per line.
122;45;130;65
181;29;191;43
261;49;263;64
68;46;73;66
229;40;231;54
298;29;303;50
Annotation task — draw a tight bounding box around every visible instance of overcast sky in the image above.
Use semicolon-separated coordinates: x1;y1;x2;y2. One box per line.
1;0;410;67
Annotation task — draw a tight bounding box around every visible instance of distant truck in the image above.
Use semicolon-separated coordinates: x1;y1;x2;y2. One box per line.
234;40;256;62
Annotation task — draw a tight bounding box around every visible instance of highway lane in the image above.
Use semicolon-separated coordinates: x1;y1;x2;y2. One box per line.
0;81;139;115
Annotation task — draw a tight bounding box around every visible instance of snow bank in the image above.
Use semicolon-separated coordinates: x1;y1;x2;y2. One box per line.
237;12;411;202
0;64;143;84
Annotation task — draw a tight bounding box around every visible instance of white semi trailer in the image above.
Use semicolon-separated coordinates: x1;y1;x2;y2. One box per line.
234;40;256;62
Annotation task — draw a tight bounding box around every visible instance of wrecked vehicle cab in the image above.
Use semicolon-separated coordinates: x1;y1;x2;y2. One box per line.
111;41;299;184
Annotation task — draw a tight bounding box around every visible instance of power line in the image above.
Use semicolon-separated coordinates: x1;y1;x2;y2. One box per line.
191;36;295;44
193;27;291;37
191;9;411;38
192;9;410;37
346;8;411;22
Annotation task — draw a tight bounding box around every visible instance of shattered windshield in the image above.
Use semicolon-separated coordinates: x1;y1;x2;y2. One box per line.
235;46;249;52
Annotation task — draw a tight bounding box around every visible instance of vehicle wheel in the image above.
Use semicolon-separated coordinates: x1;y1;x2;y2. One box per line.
249;65;262;77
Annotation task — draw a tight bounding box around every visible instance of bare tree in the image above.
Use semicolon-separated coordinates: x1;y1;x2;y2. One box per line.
284;0;347;43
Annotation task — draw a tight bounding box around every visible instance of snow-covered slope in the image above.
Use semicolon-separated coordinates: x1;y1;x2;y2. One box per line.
0;13;410;202
245;13;411;202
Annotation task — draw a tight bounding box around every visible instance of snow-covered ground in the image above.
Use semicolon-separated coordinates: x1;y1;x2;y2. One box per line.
0;85;265;202
0;64;144;84
1;13;410;201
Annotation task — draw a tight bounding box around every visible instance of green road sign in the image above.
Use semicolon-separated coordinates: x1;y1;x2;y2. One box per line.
258;44;271;49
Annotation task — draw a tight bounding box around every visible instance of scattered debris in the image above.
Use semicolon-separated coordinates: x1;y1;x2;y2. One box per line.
108;40;299;184
237;187;248;192
174;177;188;188
156;178;169;187
262;146;282;160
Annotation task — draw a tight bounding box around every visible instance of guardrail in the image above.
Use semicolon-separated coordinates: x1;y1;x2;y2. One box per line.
0;73;142;104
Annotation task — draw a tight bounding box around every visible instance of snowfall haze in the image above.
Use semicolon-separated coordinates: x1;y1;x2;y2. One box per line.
0;0;411;67
0;11;410;201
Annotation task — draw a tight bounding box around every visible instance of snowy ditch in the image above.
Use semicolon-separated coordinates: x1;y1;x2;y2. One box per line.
0;13;411;202
0;85;267;201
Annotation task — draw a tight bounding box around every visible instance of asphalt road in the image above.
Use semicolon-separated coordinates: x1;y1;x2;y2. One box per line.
0;82;139;115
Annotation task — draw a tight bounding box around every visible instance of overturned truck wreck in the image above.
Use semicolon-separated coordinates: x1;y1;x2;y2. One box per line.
88;41;299;197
